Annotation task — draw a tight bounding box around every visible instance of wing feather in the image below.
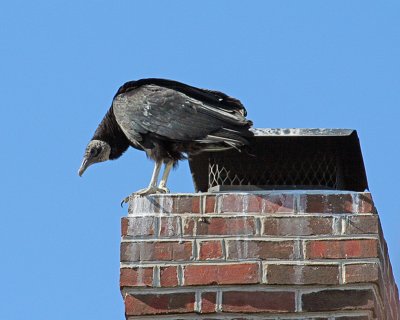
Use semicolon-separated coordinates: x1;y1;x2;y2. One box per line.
114;78;247;116
113;85;251;143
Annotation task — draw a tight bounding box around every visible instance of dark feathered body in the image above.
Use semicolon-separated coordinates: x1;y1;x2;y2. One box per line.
92;78;253;163
92;107;130;159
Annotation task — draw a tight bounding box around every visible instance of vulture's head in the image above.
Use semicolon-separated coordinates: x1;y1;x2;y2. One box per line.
78;140;111;176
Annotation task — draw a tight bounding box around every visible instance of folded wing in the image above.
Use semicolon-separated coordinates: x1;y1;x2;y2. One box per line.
113;84;252;147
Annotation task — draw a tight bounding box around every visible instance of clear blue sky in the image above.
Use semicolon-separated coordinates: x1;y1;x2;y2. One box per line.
1;1;399;319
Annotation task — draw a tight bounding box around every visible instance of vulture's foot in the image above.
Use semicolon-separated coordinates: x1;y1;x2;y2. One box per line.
134;186;169;196
120;186;169;206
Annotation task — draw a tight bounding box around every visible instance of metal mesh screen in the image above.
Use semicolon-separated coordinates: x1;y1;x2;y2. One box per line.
207;138;340;190
189;129;368;192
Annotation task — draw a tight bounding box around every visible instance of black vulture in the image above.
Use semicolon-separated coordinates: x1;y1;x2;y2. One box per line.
78;78;253;201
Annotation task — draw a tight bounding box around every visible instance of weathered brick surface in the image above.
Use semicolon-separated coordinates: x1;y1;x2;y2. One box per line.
121;192;399;319
199;240;224;260
184;216;257;236
246;194;264;212
121;217;156;237
159;266;179;287
298;193;374;214
267;264;340;285
172;196;200;213
184;263;260;286
302;289;375;312
127;192;374;215
227;240;296;260
125;292;195;316
204;193;295;214
201;292;217;313
121;241;193;262
204;195;216;213
220;194;245;213
262;194;295;213
299;194;354;213
244;194;295;214
344;263;379;284
159;216;180;237
222;290;296;313
345;215;379;234
335;316;370;320
120;267;153;287
263;216;334;236
305;239;378;259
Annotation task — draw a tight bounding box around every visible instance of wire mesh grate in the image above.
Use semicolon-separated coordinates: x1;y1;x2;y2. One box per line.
207;139;339;190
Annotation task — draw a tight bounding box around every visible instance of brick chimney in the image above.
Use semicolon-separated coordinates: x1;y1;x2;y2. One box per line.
120;129;400;319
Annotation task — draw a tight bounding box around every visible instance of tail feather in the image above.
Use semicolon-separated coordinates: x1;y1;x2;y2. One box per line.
195;127;253;151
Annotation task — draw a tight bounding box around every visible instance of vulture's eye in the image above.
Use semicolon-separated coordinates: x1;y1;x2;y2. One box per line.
90;148;100;157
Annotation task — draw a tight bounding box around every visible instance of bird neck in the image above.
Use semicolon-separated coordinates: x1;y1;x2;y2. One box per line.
92;106;130;159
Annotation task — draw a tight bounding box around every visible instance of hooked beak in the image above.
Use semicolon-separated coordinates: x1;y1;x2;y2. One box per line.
78;157;89;177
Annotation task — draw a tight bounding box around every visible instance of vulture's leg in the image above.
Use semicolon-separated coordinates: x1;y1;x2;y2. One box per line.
146;160;163;190
134;160;164;195
158;161;174;193
121;161;165;205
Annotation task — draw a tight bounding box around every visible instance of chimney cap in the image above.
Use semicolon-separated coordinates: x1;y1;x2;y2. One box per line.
189;128;368;193
251;128;355;137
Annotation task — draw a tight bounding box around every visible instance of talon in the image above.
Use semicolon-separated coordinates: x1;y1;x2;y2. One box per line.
120;196;130;207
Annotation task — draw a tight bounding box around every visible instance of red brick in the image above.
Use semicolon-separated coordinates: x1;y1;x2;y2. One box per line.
121;216;155;237
193;217;257;236
159;216;180;237
305;239;378;259
267;264;339;285
245;194;295;213
173;196;200;213
192;196;200;213
121;241;193;262
247;194;263;212
344;263;379;284
227;240;295;260
299;194;354;213
160;266;179;287
345;215;379;234
120;267;153;287
222;291;295;313
199;240;224;260
263;194;295;213
184;263;260;286
302;289;375;312
121;217;128;236
201;292;217;313
357;193;375;213
125;292;195;316
182;217;196;235
158;196;173;213
263;216;333;236
129;197;157;214
335;317;369;320
220;194;244;213
205;195;216;213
